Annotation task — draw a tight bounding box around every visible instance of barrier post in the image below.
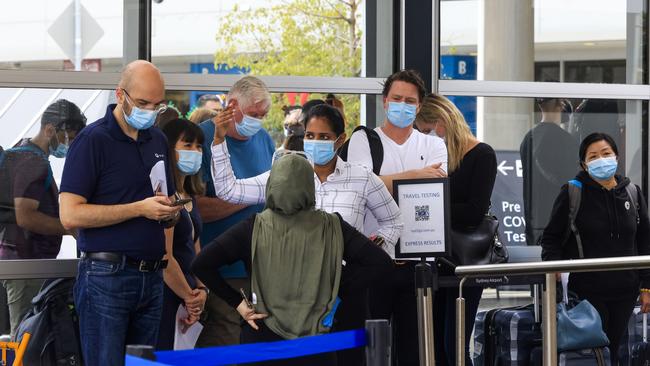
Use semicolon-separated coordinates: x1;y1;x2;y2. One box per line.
365;319;391;366
532;284;540;323
13;332;30;366
126;345;156;361
416;258;436;366
455;277;467;366
541;273;557;366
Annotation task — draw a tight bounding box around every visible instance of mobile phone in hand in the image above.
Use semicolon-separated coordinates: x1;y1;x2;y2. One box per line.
171;198;192;206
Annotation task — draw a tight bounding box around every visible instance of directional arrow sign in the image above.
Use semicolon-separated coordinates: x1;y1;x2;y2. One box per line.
498;160;514;176
48;2;104;61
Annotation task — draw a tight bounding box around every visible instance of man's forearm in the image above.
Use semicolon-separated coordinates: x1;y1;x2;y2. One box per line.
61;202;141;230
379;171;418;195
16;211;68;236
196;196;247;223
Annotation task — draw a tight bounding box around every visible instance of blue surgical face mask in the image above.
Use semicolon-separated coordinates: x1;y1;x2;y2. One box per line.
176;149;202;175
386;101;417;128
586;156;617;180
235;110;264;137
50;131;69;158
303;138;338;166
122;94;159;130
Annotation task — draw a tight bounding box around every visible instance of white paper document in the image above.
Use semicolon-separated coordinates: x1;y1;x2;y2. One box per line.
149;160;168;196
173;305;203;350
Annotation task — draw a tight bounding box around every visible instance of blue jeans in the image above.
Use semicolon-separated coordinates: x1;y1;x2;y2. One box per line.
74;258;164;366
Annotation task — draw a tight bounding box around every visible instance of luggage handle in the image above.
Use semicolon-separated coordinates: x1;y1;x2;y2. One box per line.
642;313;648;343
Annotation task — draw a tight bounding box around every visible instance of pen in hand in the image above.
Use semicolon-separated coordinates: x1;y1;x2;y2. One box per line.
240;288;253;309
237;288;267;331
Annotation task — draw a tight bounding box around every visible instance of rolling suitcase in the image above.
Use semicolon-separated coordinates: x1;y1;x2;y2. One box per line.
559;347;610;366
472;310;489;365
473;304;542;366
619;306;642;366
631;313;650;366
529;347;610;366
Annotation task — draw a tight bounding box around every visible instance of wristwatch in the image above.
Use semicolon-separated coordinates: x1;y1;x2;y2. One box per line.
372;236;386;248
197;286;210;296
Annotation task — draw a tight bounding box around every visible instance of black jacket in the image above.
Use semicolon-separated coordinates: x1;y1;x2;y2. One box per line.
541;171;650;299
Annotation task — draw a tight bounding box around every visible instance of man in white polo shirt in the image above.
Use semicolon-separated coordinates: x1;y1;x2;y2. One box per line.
346;69;447;366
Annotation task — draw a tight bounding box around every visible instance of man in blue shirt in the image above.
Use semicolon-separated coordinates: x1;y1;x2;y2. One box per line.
196;76;275;347
59;60;182;366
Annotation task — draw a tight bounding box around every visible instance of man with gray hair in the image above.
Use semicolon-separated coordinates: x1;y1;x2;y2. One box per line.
196;75;274;347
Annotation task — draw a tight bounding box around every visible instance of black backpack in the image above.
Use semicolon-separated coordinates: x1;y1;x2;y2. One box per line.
0;145;54;228
338;126;384;175
15;278;83;366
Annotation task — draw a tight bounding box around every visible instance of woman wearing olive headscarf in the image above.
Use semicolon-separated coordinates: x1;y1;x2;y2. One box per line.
192;154;392;366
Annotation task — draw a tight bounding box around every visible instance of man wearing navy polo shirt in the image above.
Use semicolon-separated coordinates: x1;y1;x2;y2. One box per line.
59;60;182;366
195;76;274;347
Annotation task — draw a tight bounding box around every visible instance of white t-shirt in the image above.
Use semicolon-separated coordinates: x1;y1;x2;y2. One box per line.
347;127;448;176
346;126;448;259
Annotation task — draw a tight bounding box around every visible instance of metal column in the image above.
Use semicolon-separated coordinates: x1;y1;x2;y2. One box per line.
416;260;436;365
542;273;557;366
455;277;467;366
365;319;391;366
123;0;152;63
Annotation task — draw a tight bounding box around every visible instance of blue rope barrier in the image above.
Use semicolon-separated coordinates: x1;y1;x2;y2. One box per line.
125;355;173;366
144;329;366;366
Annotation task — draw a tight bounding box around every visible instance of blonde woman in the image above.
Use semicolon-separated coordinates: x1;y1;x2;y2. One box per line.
414;94;497;366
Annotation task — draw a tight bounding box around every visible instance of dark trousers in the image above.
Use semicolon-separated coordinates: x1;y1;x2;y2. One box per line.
74;258;163;366
156;286;184;350
332;290;367;365
333;261;370;366
369;262;421;366
576;291;637;365
433;286;483;366
240;322;337;366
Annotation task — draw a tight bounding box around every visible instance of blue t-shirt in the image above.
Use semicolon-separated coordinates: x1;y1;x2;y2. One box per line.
199;120;274;278
60;105;175;260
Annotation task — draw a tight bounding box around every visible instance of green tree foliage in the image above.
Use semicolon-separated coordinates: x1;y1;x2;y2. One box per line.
214;0;363;141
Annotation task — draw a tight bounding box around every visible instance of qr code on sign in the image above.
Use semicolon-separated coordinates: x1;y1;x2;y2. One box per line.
415;205;430;222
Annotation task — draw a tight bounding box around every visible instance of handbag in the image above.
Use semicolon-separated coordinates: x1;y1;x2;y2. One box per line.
450;214;509;266
557;296;610;352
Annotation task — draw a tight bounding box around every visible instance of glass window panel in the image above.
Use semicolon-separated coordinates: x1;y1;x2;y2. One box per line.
0;87;365;263
151;1;365;77
0;1;123;72
440;0;647;84
442;95;644;247
0;88;114;261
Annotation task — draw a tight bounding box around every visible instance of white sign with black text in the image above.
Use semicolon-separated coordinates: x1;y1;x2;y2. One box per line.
394;178;451;258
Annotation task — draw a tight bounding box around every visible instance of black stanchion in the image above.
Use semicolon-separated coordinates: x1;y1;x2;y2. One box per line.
365;319;391;366
126;345;156;361
416;258;436;366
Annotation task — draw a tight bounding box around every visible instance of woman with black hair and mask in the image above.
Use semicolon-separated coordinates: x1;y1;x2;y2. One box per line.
156;118;208;350
541;132;650;364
